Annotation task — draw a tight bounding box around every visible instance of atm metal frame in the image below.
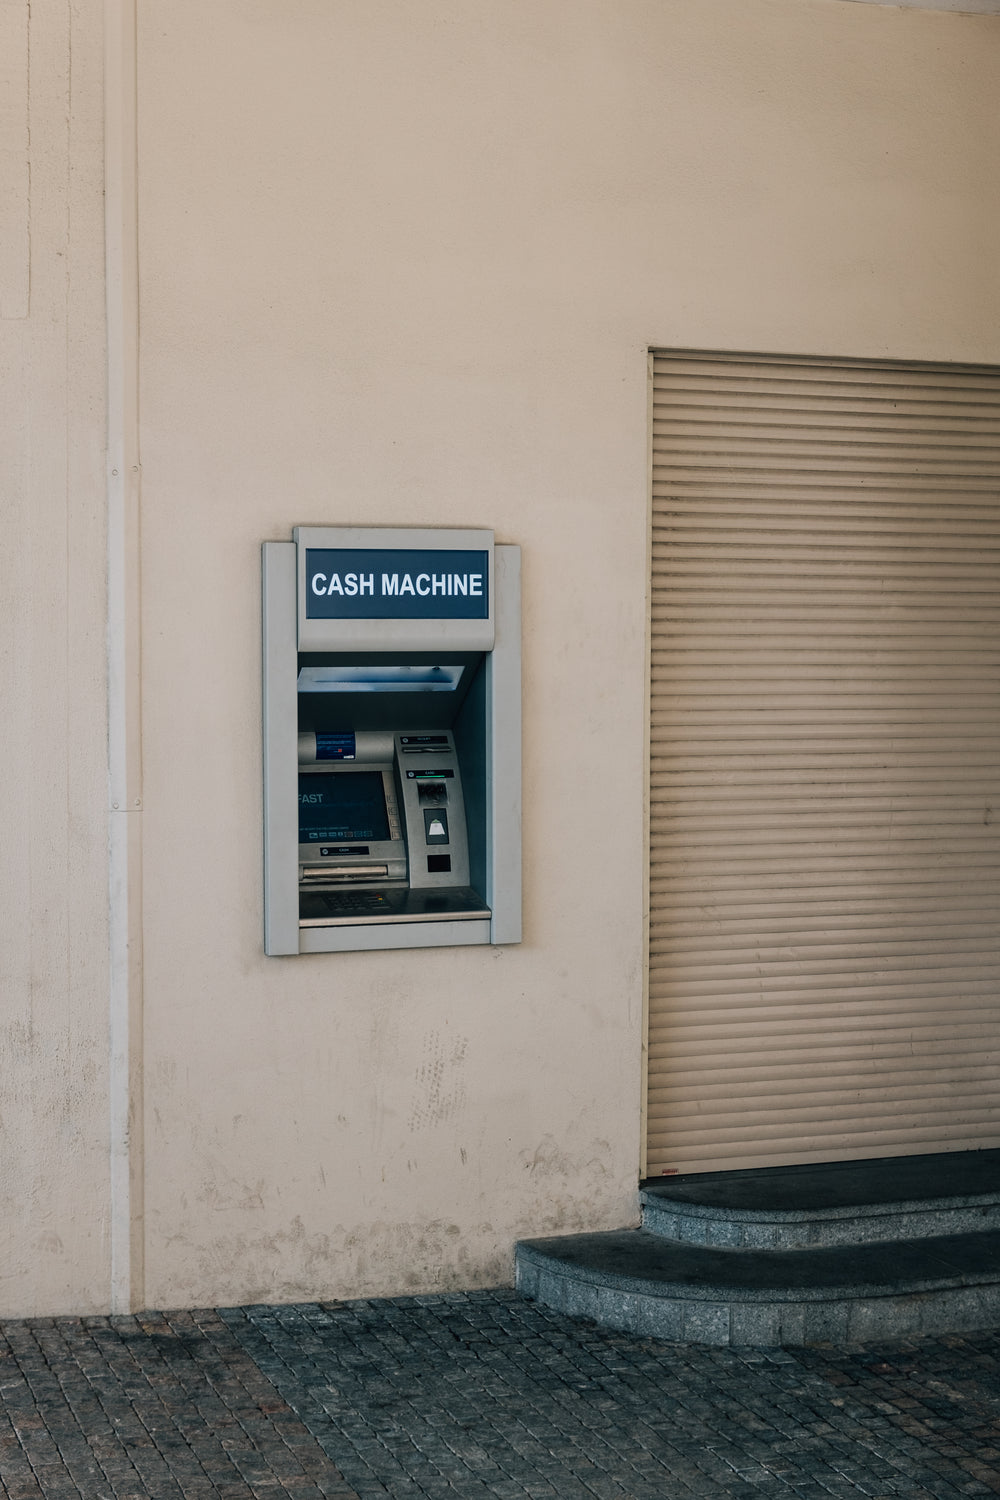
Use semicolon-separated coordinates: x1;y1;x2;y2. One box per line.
262;526;521;955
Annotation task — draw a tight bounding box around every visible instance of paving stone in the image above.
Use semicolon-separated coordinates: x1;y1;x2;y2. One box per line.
0;1309;359;1499
3;1294;1000;1496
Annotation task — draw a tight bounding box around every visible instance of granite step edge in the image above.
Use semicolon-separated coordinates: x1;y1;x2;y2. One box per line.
641;1193;1000;1249
515;1228;1000;1305
515;1250;1000;1348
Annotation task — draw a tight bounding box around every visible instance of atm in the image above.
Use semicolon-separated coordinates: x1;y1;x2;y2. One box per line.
262;527;521;954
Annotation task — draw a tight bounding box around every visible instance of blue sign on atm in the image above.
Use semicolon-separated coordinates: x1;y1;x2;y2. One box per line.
305;548;489;620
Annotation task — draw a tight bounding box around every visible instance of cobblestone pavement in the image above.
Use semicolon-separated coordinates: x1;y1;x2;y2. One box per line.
0;1307;357;1500
2;1292;1000;1499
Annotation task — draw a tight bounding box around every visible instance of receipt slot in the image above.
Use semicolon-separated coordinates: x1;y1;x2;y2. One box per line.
262;527;521;954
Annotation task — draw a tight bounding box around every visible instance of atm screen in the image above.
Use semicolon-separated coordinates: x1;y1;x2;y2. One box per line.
298;771;391;844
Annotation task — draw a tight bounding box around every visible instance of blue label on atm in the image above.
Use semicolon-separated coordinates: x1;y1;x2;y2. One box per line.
315;732;356;760
305;549;489;620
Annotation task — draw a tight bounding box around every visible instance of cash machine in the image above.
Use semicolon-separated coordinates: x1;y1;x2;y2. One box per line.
262;527;521;954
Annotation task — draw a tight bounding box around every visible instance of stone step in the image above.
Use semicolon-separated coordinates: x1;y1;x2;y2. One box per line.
642;1148;1000;1250
515;1226;1000;1347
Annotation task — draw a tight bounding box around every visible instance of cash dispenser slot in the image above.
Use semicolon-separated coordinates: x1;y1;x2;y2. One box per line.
300;864;390;884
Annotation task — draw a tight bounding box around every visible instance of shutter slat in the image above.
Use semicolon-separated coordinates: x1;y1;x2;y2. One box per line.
646;351;1000;1176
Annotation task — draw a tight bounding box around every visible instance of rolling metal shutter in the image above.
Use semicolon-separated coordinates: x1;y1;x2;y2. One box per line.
647;351;1000;1176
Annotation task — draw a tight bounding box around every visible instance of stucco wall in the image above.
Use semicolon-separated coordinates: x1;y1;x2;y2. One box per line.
130;0;1000;1309
0;2;110;1316
4;0;1000;1317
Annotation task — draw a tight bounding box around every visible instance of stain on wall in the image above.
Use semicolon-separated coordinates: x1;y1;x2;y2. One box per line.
408;1030;470;1131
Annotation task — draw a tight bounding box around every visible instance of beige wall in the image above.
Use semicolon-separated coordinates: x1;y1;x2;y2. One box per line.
0;2;110;1315
133;0;1000;1309
3;0;1000;1315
